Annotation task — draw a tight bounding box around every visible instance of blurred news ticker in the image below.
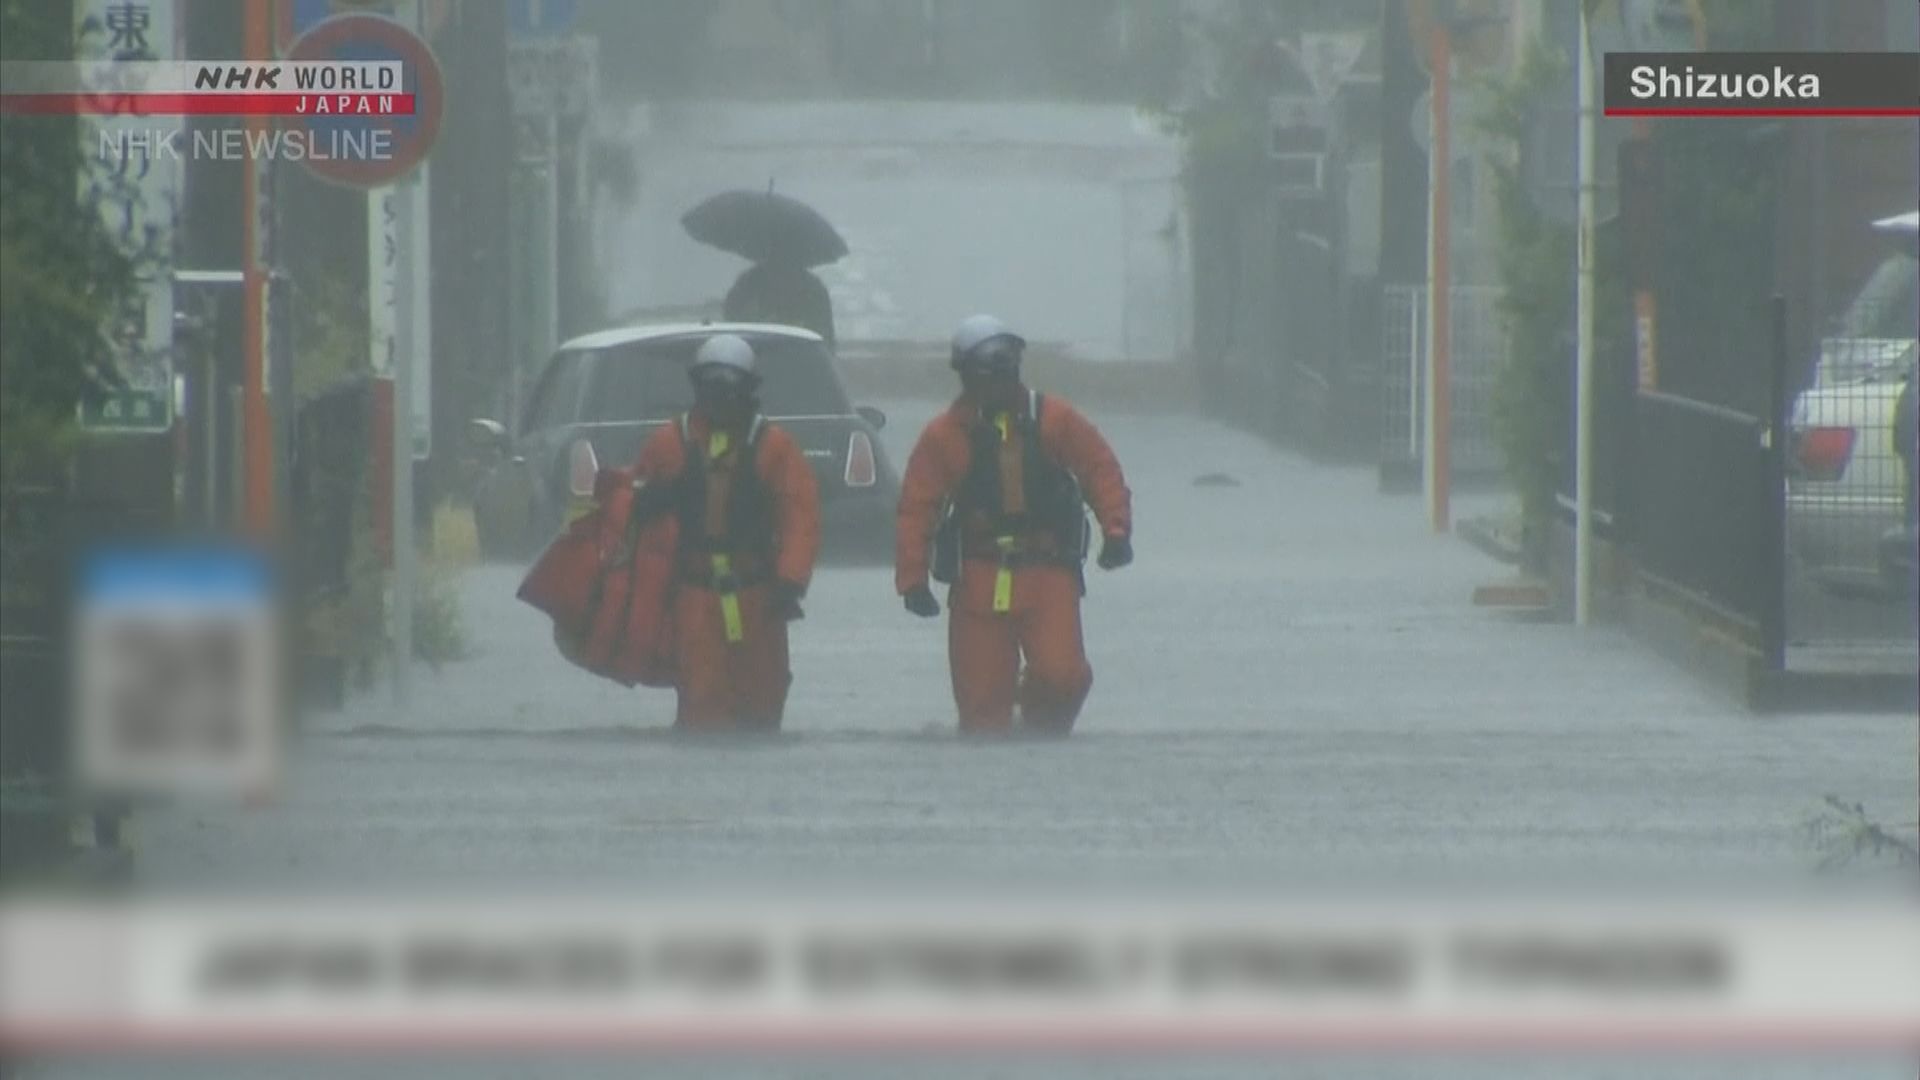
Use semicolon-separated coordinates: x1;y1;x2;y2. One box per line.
0;899;1915;1050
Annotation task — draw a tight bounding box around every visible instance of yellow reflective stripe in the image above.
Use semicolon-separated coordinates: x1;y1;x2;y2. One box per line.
992;535;1015;613
712;554;744;643
994;412;1010;441
709;431;731;459
720;592;744;643
565;494;596;524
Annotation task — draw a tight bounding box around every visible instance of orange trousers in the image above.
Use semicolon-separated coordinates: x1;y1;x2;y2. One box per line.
672;583;790;731
945;560;1092;734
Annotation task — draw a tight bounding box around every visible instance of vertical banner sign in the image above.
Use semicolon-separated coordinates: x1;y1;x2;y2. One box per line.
368;187;398;378
367;160;433;458
75;0;178;433
1619;137;1661;392
408;162;431;460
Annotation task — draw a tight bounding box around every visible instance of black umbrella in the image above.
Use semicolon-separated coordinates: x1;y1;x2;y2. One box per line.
680;189;848;268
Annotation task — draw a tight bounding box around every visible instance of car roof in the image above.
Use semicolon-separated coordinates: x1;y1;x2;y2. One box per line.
559;322;825;353
1871;210;1918;236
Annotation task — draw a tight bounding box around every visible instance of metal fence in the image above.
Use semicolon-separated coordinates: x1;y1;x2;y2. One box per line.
1629;391;1783;665
1380;284;1505;482
1782;307;1917;658
1598;297;1915;676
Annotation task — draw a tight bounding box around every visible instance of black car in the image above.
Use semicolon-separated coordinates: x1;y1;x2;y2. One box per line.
469;323;898;563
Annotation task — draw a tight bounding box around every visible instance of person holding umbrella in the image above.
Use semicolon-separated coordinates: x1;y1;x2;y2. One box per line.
724;261;836;348
683;188;845;347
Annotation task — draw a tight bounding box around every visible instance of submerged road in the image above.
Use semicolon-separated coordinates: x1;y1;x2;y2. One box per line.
15;403;1915;1080
116;401;1914;892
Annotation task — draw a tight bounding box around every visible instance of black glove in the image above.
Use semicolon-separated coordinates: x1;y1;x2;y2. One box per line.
903;584;941;618
1097;533;1133;570
774;579;806;622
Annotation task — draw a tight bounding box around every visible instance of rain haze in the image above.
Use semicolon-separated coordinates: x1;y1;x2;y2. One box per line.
0;1;1916;1077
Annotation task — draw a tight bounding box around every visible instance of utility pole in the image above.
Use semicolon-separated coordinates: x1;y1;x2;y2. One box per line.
388;0;426;708
543;107;560;356
391;177;416;708
241;0;271;537
1424;4;1452;534
1574;1;1597;625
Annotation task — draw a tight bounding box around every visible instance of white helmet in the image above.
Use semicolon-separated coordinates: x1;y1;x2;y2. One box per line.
950;314;1026;371
691;333;756;378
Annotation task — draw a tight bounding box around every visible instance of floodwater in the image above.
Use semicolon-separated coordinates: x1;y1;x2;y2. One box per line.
12;401;1915;1080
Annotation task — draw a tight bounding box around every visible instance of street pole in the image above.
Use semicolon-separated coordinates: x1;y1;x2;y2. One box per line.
544;108;560;355
1631;115;1656;395
265;114;291;545
1424;12;1452;533
1574;2;1597;625
390;172;415;709
241;0;272;538
388;0;422;708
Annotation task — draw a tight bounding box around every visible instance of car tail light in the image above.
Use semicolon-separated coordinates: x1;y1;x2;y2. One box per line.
1794;426;1855;482
844;431;877;488
568;438;600;498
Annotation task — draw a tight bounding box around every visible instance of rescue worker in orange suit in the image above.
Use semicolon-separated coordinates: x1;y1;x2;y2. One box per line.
895;315;1133;735
631;334;820;731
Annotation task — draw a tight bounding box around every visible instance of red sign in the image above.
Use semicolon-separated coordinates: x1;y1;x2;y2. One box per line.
285;14;442;187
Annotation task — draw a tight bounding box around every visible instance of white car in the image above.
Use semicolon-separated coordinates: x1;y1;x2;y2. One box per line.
1786;213;1918;589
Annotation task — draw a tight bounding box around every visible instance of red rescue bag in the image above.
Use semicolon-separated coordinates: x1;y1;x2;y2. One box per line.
516;466;678;688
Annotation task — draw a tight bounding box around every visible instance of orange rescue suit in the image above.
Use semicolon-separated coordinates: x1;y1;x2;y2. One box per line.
634;411;820;731
896;391;1132;733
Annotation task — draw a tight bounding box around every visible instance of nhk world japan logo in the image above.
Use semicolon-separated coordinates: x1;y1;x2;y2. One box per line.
0;60;412;115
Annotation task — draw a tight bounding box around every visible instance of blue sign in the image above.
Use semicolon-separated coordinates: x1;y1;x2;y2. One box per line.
74;544;281;800
83;547;274;603
509;0;577;37
286;13;445;187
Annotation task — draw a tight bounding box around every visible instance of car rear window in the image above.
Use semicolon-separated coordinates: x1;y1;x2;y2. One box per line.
521;351;590;433
580;336;851;423
1836;255;1919;341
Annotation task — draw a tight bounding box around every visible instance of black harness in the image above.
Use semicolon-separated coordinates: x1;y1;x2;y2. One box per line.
672;413;776;578
933;391;1090;583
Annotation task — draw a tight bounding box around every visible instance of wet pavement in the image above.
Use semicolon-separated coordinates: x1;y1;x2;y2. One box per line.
13;402;1917;1079
113;400;1914;894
